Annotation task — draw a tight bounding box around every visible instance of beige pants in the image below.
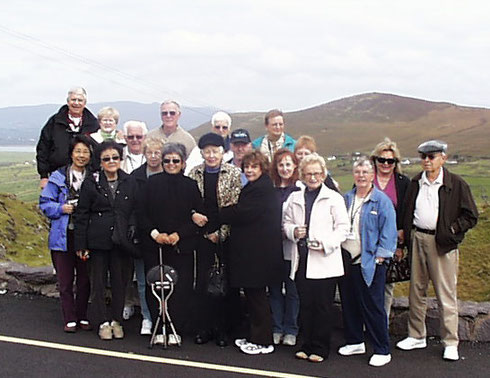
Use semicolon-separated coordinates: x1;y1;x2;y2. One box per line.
407;231;459;346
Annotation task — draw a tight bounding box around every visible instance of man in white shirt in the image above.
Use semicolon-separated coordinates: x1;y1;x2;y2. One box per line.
121;121;148;174
396;140;478;362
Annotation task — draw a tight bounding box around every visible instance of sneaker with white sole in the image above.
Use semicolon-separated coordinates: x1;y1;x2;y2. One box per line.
111;321;124;339
338;342;366;356
234;338;248;347
240;343;274;355
443;346;459;361
154;334;164;345
273;333;283;345
282;334;296;346
140;319;152;335
168;334;182;345
122;305;134;320
369;354;391;367
396;337;427;351
99;322;112;340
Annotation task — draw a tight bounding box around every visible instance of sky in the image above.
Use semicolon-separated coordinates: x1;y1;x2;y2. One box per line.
1;0;490;112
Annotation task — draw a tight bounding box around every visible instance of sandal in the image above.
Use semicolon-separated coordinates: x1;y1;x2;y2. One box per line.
308;354;324;363
295;351;308;360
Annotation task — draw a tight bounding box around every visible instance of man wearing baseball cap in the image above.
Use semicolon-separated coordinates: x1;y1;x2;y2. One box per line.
227;129;253;186
396;140;478;361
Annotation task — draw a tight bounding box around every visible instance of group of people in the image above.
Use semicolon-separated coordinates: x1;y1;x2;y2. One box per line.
37;87;478;367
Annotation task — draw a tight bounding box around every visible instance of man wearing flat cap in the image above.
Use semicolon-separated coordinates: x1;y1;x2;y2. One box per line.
396;140;478;361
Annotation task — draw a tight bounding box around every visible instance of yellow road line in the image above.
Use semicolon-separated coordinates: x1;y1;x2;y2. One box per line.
0;335;319;378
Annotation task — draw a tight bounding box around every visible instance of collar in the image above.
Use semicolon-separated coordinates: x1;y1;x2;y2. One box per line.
420;168;444;186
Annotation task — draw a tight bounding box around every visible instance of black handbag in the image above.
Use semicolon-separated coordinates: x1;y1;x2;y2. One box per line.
207;254;228;297
386;251;411;283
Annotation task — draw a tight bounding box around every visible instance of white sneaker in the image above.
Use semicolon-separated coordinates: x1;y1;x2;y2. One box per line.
154;334;164;345
443;346;459;361
234;338;248;347
122;305;134;320
240;343;274;355
369;354;391;367
396;337;427;351
282;334;296;346
338;342;366;356
273;333;283;345
168;334;181;346
140;319;152;335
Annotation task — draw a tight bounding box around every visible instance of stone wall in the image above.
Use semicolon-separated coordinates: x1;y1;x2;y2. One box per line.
1;261;489;341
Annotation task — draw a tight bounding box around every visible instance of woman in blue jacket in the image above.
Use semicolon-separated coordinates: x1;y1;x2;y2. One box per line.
39;135;93;333
338;157;397;367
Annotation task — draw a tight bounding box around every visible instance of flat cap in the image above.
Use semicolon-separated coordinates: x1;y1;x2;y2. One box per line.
198;132;225;149
230;129;251;144
417;140;447;154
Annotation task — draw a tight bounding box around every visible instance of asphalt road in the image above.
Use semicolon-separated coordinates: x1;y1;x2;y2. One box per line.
0;293;488;378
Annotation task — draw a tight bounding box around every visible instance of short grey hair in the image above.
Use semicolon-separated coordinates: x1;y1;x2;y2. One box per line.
299;153;327;181
353;156;374;172
211;111;232;127
67;87;87;102
162;143;187;161
160;100;181;111
123;120;148;135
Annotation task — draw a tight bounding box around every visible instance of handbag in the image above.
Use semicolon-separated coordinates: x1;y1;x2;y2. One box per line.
386;250;411;283
207;254;228;297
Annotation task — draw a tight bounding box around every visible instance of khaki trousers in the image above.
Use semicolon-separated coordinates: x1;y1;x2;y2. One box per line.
408;231;459;346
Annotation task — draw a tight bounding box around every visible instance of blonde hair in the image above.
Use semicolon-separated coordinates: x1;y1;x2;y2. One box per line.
370;137;403;173
97;106;120;123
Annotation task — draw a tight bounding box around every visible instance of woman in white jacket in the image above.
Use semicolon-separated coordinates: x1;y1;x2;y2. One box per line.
283;153;349;362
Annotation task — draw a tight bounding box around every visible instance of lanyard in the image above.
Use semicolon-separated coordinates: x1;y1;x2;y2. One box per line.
350;188;372;232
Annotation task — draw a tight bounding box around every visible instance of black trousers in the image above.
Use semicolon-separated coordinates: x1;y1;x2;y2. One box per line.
143;244;195;335
244;287;273;346
88;248;132;326
295;244;336;358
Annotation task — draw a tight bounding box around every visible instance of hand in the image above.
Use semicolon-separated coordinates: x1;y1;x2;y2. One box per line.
168;232;180;245
397;230;404;244
155;233;170;245
76;250;90;261
62;204;74;214
206;232;219;244
375;257;385;264
40;178;49;189
127;225;136;241
294;225;307;239
394;248;404;261
192;212;208;227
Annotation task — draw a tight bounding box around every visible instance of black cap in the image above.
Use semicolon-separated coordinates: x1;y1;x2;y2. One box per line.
198;132;225;149
230;129;251;144
417;140;447;154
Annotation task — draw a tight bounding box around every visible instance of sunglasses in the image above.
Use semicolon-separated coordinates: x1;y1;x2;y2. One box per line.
214;125;229;130
127;135;143;140
161;111;177;116
376;157;397;165
163;158;181;164
420;153;438;160
101;155;120;162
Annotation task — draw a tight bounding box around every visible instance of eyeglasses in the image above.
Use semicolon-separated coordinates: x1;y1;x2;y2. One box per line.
163;158;181;164
214;125;229;130
304;172;323;178
127;135;143;140
101;155;120;162
420;153;438;160
376;157;397;165
161;111;177;116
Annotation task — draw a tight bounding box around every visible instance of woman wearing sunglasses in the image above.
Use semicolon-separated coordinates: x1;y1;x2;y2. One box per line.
370;138;410;320
74;140;139;341
139;143;203;345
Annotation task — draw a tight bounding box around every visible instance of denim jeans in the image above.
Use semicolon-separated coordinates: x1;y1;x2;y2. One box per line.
134;258;151;321
268;260;299;336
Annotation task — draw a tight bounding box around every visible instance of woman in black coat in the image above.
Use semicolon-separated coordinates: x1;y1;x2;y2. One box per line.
74;140;138;341
139;143;204;343
220;151;282;355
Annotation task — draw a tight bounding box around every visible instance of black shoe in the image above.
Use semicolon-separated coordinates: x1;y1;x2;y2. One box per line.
215;331;228;347
194;331;211;345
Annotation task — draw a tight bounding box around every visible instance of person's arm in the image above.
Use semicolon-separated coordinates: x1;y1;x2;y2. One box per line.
39;180;65;219
318;194;350;253
375;197;398;260
36;117;55;183
450;179;478;234
220;186;265;225
73;179;92;252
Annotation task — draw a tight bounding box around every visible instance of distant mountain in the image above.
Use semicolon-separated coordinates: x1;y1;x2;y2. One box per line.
191;93;490;156
0;101;217;145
